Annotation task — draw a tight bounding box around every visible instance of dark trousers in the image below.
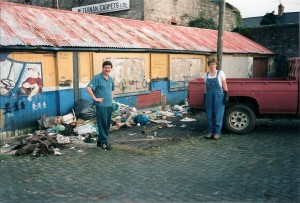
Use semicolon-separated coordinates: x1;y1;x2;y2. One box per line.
96;106;112;143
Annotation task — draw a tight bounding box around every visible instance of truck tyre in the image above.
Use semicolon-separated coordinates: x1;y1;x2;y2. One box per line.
224;104;256;134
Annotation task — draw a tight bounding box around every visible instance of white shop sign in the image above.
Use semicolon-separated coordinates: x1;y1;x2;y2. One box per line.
72;0;130;14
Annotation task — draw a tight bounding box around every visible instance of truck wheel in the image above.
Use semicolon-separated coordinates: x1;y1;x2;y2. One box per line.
224;104;256;134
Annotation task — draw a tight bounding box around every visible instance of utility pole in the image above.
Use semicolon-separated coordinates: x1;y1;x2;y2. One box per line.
217;0;225;70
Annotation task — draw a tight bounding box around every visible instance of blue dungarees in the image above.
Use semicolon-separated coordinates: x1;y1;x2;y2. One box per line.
205;70;225;135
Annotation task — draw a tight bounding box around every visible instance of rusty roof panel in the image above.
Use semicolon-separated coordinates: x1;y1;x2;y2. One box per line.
0;2;274;54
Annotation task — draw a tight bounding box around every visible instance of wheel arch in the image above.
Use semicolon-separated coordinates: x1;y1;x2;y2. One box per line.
227;96;259;115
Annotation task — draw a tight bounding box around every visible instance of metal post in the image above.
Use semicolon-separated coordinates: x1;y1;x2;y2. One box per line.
56;0;59;9
73;52;79;103
217;0;225;70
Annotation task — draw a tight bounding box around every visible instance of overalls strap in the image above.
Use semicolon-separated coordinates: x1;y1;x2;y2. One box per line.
206;70;220;79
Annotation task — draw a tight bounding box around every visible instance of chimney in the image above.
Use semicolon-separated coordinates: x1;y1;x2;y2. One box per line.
278;4;284;16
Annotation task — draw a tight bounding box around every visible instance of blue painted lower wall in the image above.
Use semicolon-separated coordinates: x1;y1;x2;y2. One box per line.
0;91;58;132
151;80;187;106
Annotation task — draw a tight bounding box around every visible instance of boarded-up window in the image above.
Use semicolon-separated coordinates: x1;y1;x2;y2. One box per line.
105;57;149;95
169;56;203;90
93;53;150;95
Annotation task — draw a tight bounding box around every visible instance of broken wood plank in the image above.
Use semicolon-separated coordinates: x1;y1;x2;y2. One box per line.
114;137;172;143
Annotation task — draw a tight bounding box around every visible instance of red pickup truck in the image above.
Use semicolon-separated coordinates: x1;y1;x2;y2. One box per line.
188;57;300;134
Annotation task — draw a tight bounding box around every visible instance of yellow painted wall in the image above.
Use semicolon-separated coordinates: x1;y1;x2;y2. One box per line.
10;52;75;90
56;52;73;88
8;52;207;91
150;53;169;79
78;52;93;88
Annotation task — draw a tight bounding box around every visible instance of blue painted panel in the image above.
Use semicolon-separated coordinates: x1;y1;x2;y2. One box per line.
57;89;74;115
115;96;137;107
80;88;91;102
151;80;169;95
151;80;187;105
80;88;137;107
0;91;58;131
167;90;187;105
169;80;188;90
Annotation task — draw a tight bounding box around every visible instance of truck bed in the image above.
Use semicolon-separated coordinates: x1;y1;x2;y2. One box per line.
188;78;299;115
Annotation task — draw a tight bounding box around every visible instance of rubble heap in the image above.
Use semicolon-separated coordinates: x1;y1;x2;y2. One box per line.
1;99;195;156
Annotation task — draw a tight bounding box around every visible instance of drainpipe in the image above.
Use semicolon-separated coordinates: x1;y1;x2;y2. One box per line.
217;0;225;70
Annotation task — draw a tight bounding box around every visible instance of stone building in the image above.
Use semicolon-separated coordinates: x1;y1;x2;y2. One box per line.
3;0;241;31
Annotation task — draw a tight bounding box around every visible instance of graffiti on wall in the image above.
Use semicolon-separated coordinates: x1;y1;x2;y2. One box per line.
104;58;150;94
170;58;203;90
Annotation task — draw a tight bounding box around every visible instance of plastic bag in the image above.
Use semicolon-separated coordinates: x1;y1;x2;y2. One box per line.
38;115;57;128
73;99;96;120
134;114;150;125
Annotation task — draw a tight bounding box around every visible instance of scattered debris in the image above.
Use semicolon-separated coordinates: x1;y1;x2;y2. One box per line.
151;120;172;124
142;124;167;134
13;132;63;156
53;148;62;156
74;121;97;135
0;144;12;154
115;137;172;143
1;99;196;156
180;117;197;122
56;134;70;144
167;124;176;127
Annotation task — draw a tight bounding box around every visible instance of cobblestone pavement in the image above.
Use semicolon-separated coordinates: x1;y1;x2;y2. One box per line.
0;113;299;203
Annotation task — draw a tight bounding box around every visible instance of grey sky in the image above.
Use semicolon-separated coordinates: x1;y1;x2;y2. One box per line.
226;0;300;18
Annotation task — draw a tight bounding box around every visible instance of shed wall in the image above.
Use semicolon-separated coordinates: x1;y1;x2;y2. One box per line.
0;51;207;137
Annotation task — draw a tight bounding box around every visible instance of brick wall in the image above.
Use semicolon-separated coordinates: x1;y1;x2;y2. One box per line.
237;23;300;77
136;90;161;108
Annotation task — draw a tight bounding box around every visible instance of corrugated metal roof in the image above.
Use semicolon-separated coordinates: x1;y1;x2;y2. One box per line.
0;2;274;54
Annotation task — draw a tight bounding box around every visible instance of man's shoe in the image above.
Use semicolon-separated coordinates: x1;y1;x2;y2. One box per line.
205;134;213;139
213;134;220;140
105;143;112;150
98;142;112;150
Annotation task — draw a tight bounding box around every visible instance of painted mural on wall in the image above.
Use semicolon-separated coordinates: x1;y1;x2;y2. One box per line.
105;57;150;94
170;57;203;90
0;57;43;101
0;54;49;132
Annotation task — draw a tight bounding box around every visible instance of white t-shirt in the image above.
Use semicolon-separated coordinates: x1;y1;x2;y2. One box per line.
203;70;226;88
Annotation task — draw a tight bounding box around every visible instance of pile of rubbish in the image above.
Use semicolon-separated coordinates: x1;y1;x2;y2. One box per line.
1;99;196;156
1;132;71;156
